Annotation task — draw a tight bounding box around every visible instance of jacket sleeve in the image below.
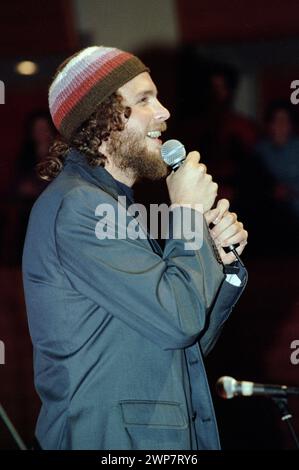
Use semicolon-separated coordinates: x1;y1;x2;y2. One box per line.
55;187;225;351
198;265;248;356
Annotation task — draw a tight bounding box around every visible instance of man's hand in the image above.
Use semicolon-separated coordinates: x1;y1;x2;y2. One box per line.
166;151;218;213
205;199;248;265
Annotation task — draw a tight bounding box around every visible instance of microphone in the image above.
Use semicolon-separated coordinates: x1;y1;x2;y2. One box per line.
161;139;241;260
161;139;186;170
216;376;299;399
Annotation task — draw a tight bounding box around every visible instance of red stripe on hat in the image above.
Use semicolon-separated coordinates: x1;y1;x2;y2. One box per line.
53;52;132;128
50;49;120;115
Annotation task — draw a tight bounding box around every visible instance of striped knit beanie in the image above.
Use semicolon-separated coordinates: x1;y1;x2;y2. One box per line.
48;46;149;140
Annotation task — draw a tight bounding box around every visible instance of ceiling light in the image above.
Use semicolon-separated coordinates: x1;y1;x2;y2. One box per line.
15;61;39;76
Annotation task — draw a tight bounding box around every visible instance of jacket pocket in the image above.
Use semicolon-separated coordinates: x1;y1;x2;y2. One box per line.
120;400;187;428
119;400;190;450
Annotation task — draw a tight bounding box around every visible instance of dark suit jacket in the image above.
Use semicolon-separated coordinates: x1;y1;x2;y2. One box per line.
22;149;247;450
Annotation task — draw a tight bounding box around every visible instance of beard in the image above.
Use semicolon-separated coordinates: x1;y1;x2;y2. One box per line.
106;126;169;181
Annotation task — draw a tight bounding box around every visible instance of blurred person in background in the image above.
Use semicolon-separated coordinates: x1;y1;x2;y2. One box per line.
201;65;257;204
238;100;299;255
16;110;56;199
0;111;56;265
177;58;257;207
255;100;299;219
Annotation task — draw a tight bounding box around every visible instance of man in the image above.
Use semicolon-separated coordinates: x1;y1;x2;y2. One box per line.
22;46;248;450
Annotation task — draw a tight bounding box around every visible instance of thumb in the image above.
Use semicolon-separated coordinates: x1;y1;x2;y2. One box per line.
185;151;200;165
213;198;230;224
204;207;220;225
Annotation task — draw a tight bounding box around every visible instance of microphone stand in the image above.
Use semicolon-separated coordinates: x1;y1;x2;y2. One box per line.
0;402;27;450
272;397;299;449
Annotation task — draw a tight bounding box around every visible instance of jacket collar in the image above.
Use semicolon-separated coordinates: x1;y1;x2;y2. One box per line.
64;148;163;256
64;148;121;201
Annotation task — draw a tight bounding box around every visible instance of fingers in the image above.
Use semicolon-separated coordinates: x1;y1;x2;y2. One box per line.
214;199;230;224
205;197;228;225
211;212;237;238
206;199;229;227
209;208;249;264
217;220;242;244
204;207;220;225
185;151;209;173
168;150;217;212
221;251;239;265
213;219;248;247
167;151;201;181
221;228;248;248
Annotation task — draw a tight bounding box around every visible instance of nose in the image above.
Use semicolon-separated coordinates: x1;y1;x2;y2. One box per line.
154;99;170;122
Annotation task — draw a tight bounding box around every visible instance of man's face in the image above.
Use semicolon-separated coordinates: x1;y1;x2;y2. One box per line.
106;72;170;181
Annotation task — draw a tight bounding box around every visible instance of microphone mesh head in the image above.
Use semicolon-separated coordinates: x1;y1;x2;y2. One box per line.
161;139;186;168
216;376;236;399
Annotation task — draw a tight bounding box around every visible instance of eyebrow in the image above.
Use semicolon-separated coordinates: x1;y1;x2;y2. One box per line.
135;89;157;99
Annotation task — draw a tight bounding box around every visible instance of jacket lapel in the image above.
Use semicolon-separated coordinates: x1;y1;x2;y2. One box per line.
65;149;163;256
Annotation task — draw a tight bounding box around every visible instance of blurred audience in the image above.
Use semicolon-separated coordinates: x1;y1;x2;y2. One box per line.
238;100;299;255
178;60;257;206
16;110;56;199
200;64;257;203
0;111;55;265
178;54;298;256
255;101;299;219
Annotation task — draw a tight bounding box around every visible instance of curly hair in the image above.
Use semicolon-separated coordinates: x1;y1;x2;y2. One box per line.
37;92;131;181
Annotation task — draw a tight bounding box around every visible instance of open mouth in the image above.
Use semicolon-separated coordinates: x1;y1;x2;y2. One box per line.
146;131;162;145
146;131;162;139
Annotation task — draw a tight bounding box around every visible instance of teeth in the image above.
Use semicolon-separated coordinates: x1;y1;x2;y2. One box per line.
147;131;161;138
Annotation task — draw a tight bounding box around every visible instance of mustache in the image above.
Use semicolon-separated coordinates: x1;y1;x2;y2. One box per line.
149;122;167;133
